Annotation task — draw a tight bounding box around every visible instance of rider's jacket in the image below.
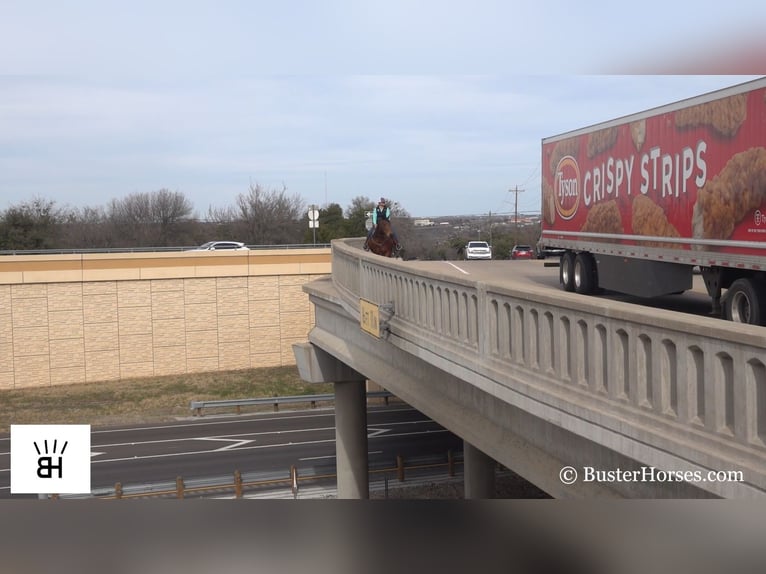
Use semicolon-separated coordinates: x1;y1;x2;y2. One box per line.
372;206;391;225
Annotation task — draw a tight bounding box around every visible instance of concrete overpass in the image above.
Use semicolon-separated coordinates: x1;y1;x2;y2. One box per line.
294;239;766;498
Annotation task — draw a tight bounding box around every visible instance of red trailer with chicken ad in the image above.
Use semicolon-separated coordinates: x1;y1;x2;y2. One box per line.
539;77;766;325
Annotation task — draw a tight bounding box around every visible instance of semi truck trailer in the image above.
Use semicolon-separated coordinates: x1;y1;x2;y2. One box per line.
540;77;766;325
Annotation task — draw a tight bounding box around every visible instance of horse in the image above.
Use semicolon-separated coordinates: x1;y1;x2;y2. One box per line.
367;219;397;258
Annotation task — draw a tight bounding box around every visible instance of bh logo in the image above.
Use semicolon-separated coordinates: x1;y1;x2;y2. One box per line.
35;439;67;478
10;425;91;495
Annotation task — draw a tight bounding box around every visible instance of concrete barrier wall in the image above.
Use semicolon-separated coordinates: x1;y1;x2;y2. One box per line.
0;248;330;389
330;239;766;494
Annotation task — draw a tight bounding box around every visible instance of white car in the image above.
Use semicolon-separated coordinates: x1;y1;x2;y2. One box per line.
194;241;249;251
465;241;492;260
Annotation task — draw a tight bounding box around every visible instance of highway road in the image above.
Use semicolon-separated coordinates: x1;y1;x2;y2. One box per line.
408;257;716;320
0;405;463;498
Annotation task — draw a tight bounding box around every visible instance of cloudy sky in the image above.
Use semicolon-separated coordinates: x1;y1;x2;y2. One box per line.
1;1;764;218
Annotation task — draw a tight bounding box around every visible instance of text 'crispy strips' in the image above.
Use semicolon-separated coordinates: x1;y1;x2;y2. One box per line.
692;147;766;240
675;93;748;138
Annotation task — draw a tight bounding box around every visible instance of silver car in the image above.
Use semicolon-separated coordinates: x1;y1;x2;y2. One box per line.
194;241;249;251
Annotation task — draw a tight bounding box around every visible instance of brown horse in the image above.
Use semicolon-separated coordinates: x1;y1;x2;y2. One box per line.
367;219;396;258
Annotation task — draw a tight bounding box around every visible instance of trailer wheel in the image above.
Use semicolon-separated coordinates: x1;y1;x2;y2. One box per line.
560;252;576;292
725;278;766;325
574;252;597;295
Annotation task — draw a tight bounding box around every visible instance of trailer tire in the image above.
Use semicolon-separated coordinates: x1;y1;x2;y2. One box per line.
725;278;766;326
574;252;597;295
560;252;576;292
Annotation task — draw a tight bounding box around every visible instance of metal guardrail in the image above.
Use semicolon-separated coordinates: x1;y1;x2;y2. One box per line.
190;391;394;416
53;451;465;500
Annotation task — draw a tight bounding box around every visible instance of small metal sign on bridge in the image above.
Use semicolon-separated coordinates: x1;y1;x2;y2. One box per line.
360;298;381;338
360;299;394;338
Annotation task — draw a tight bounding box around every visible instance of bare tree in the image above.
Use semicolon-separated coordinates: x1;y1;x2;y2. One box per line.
59;205;111;249
235;183;305;245
152;189;195;245
108;189;194;247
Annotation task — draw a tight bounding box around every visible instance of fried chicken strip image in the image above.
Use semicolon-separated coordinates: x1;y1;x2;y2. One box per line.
587;127;618;158
692;147;766;240
675;93;748;138
542;180;555;225
581;200;624;235
547;139;579;176
630;120;645;152
632;194;681;248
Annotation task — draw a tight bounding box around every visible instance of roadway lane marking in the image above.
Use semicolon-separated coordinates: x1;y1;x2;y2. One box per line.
86;429;450;465
367;428;390;438
299;450;383;462
91;419;438;449
193;438;255;451
444;261;470;275
92;427;336;449
85;406;419;436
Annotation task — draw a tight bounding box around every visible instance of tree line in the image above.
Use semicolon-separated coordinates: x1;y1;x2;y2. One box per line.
0;184;544;261
0;185;411;251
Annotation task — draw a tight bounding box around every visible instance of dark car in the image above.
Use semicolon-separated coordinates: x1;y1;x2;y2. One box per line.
510;245;534;260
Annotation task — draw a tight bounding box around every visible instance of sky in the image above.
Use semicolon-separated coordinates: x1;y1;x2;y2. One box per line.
1;1;764;219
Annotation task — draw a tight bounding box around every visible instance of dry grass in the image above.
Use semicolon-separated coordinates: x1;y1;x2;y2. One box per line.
0;366;334;433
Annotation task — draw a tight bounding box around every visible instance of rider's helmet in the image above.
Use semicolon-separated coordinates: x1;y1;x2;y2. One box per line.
378;197;387;205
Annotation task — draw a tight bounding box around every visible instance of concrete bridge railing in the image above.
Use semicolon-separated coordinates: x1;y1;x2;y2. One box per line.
328;238;766;495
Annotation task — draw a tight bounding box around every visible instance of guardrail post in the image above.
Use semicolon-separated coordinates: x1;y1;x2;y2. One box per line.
176;476;185;499
195;407;202;417
396;455;405;482
447;450;455;477
115;482;123;499
236;405;241;415
290;465;298;499
234;470;243;498
310;400;316;409
273;394;279;412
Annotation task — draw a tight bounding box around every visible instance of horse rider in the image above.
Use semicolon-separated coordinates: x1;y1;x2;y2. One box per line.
364;197;402;252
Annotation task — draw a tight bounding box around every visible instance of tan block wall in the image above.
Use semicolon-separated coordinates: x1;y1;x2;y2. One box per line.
0;249;331;388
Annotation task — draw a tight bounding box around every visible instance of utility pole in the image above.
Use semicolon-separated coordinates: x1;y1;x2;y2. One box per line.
508;186;525;246
509;186;524;227
488;210;492;246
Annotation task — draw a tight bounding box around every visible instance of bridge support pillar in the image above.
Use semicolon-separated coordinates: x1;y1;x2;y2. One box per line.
293;342;369;499
464;442;495;499
335;380;369;499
